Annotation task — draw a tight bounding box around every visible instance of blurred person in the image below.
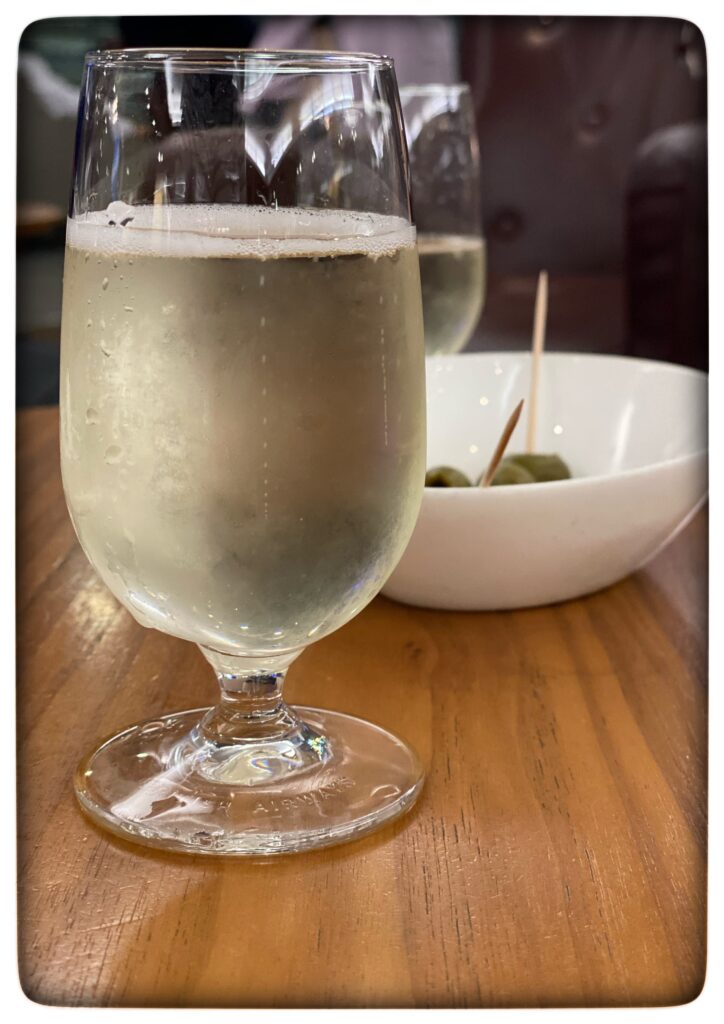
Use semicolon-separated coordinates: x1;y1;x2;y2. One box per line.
252;16;459;86
457;16;706;366
460;16;705;275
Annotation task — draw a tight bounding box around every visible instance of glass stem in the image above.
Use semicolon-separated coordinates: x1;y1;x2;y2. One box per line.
197;646;302;746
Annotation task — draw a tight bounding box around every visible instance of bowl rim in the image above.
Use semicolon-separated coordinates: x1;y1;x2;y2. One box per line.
425;349;708;381
424;350;708;494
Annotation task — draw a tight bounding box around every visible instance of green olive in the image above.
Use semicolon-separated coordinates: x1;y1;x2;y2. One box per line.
425;465;472;488
489;460;536;486
506;453;571;482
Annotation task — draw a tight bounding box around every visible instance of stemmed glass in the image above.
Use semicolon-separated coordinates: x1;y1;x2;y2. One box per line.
60;49;426;855
400;83;486;355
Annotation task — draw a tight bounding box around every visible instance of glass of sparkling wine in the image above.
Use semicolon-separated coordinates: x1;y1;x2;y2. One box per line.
61;49;426;855
400;83;486;355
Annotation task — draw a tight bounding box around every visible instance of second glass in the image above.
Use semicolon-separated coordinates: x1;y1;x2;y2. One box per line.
61;49;426;855
401;83;486;355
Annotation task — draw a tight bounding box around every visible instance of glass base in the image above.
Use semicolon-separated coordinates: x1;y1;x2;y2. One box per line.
75;707;424;856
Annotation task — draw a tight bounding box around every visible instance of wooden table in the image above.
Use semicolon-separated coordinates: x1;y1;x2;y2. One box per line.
17;408;707;1008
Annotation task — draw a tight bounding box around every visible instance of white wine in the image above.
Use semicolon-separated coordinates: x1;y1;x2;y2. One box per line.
60;204;426;656
417;234;486;355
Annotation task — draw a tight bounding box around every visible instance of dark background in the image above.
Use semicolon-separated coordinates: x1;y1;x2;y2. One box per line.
17;15;707;406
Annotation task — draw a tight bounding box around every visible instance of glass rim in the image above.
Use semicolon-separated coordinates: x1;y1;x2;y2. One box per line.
84;47;395;73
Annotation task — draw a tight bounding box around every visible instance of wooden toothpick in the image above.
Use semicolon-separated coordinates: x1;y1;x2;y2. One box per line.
525;270;548;454
480;399;525;487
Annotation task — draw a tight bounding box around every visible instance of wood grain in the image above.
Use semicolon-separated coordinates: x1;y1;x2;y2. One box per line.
16;407;707;1008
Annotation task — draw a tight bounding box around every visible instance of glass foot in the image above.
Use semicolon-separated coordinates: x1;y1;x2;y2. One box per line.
75;707;424;855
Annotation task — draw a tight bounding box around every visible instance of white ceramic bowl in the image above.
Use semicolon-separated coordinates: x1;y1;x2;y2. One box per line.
383;352;707;610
